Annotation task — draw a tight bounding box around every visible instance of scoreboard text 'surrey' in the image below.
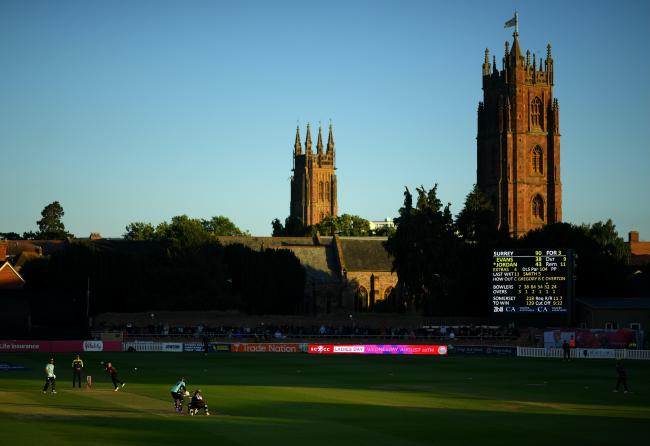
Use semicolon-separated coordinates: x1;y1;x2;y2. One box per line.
492;249;574;318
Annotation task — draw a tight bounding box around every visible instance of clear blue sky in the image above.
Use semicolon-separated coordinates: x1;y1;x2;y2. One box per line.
1;0;649;239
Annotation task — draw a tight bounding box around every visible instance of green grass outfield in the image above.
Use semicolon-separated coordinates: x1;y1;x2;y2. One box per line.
1;352;649;445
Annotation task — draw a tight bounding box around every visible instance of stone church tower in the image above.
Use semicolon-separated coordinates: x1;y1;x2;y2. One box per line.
477;31;562;237
290;123;338;226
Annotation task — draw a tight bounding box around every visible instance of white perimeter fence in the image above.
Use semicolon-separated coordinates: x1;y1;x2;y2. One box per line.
517;347;650;360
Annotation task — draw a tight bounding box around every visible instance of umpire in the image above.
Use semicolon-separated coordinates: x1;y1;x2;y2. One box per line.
614;361;629;393
72;354;84;388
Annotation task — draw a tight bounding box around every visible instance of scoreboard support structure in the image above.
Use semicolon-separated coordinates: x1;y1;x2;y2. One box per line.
491;249;575;327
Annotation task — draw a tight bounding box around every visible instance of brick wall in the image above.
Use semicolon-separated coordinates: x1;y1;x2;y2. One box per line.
346;270;398;308
0;241;7;262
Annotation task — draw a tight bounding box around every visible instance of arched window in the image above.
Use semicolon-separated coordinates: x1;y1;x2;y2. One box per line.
318;181;323;201
532;195;545;221
383;286;394;300
325;181;330;201
532;146;544;175
358;286;369;309
531;97;542;128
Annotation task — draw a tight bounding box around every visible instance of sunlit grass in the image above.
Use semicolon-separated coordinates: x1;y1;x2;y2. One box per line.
0;353;648;445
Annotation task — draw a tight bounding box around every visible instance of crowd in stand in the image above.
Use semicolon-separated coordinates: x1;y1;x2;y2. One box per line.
97;321;520;342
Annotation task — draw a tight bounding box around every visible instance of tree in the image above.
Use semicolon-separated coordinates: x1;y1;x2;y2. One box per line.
456;184;504;243
271;216;310;236
37;201;73;239
385;185;460;315
202;216;248;236
0;232;21;240
371;225;396;237
123;222;156;241
271;218;284;236
453;185;503;315
583;219;630;264
22;231;39;240
340;214;371;236
518;222;629;298
155;215;213;257
313;214;371;236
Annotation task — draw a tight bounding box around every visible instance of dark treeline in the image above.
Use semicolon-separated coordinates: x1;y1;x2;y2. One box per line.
20;239;305;328
6;190;645;326
383;184;638;317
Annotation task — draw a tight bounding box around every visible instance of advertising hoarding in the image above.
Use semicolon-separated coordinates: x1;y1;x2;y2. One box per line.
230;343;301;353
0;340;121;353
307;344;448;355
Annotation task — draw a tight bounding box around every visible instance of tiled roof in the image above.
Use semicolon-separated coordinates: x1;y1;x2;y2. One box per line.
216;236;339;284
278;246;339;284
215;236;316;250
6;241;42;256
337;237;393;272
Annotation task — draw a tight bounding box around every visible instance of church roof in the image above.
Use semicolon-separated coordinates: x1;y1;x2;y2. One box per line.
271;245;339;284
215;236;316;250
336;237;393;272
5;240;42;256
216;236;340;284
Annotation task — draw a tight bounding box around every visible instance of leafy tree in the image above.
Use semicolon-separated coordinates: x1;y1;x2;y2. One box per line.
456;184;504;243
0;232;21;240
286;216;310;236
385;185;460;315
272;216;310;236
37;201;73;239
155;215;212;257
314;214;371;236
582;219;630;264
22;231;39;240
314;215;338;236
123;222;156;241
271;218;284;236
202;216;248;236
371;225;396;237
518;222;629;298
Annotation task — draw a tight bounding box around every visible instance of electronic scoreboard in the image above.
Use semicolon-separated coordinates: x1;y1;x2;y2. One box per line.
492;249;574;315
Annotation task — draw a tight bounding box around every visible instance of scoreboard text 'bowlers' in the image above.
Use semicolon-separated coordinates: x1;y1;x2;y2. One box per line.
492;249;574;314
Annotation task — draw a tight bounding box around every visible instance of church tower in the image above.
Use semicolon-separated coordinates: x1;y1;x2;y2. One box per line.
290;123;338;226
477;26;562;237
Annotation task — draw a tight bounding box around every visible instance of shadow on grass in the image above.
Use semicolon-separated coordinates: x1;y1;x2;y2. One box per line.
0;400;648;446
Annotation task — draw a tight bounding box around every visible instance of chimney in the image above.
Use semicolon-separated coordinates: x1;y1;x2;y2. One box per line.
629;231;639;243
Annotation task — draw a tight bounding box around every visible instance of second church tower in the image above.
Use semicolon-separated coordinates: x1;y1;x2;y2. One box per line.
290;124;338;226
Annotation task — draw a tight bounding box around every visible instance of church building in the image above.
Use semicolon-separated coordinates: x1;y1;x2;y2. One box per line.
290;123;338;226
477;26;562;237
